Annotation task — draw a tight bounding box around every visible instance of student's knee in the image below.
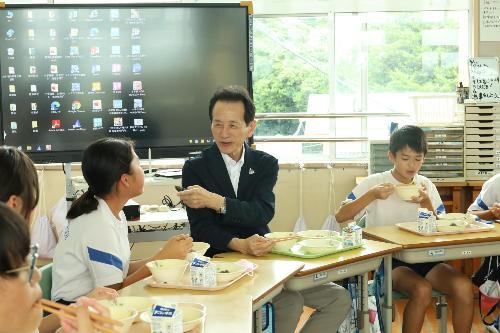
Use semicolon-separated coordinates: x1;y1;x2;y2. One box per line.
449;276;474;305
408;280;433;305
273;289;304;318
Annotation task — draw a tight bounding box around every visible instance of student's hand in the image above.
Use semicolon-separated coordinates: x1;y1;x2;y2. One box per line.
58;297;112;333
229;234;273;256
370;183;395;200
490;203;500;219
155;234;193;260
408;184;431;205
86;286;118;300
177;185;224;211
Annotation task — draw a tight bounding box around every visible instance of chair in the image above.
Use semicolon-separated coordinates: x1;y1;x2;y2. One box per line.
39;263;53;300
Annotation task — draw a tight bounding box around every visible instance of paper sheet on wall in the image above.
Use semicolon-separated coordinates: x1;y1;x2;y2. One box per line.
480;0;500;41
468;57;500;102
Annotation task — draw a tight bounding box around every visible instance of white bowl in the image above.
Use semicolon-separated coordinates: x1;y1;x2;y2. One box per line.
297;230;340;240
214;262;246;283
395;184;420;201
146;259;188;284
298;238;341;255
140;303;206;332
264;232;297;252
100;296;153;322
438;213;475;222
107;305;138;333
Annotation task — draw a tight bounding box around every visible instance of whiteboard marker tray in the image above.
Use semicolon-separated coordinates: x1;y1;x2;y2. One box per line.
271;242;364;259
396;221;494;236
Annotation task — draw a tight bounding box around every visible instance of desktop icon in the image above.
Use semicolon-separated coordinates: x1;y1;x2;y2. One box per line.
51;83;58;93
28;29;34;38
50;65;58;74
9;104;16;111
134;118;143;126
7;48;14;56
48;10;55;19
131;28;140;37
49;29;56;37
32;121;38;129
92;82;101;91
9;85;15;93
111;64;121;73
30;85;36;92
6;29;14;38
91;64;101;74
10;122;17;130
50;101;61;111
89;27;99;37
90;46;100;56
130;9;140;19
8;66;14;75
69;46;79;56
31;102;37;111
6;11;13;19
92;100;102;110
110;27;119;37
112;81;121;91
71;64;79;74
51;119;61;129
113;117;123;126
113;99;122;108
111;45;120;55
45;145;52;151
131;45;141;55
27;10;33;19
110;9;119;20
93;118;102;128
132;63;142;73
71;100;81;111
73;120;82;129
28;48;35;56
49;47;57;56
132;81;142;90
89;10;98;19
29;66;36;74
71;83;81;92
69;10;78;20
134;99;142;108
70;28;78;37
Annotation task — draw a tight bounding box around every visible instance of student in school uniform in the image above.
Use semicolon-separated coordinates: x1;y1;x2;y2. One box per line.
468;173;500;219
336;125;474;333
51;138;193;303
0;146;119;332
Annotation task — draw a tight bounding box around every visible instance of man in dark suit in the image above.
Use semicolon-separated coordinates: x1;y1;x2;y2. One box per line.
179;86;351;333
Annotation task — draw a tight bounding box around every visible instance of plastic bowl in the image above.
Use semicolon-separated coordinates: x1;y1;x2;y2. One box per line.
394;184;420;201
436;219;468;232
214;262;246;283
100;296;153;322
140;303;206;332
107;305;138;333
264;232;297;252
296;230;340;240
146;259;188;284
438;213;475;222
298;238;341;254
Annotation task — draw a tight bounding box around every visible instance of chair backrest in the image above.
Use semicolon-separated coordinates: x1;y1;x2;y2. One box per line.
39;263;53;300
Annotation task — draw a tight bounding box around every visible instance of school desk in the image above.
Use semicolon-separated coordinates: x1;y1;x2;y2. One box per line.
363;224;500;332
215;239;401;333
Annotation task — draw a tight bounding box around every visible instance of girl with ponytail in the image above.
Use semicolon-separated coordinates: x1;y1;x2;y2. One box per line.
52;138;192;303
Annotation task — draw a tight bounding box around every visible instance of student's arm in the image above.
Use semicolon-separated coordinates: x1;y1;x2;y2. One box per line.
470;204;500;220
335;183;395;223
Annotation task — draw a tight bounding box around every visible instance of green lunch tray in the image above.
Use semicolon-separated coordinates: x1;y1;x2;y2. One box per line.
271;241;365;259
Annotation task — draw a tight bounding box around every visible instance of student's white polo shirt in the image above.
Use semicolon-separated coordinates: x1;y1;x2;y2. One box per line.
468;173;500;212
51;197;130;302
347;170;445;227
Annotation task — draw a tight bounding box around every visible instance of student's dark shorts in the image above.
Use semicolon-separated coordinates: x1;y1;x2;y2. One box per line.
392;258;442;277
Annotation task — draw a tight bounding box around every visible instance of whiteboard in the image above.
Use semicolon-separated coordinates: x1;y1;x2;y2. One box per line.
468;57;500;102
480;0;500;41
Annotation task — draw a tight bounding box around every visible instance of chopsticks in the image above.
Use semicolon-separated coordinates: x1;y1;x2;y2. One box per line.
271;236;300;243
38;299;122;333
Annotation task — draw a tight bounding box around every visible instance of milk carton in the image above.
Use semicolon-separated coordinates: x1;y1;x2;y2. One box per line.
190;256;216;287
417;208;437;233
341;222;363;247
150;303;183;333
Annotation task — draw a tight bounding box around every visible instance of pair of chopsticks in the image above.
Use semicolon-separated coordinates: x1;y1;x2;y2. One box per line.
271;236;299;243
38;299;122;333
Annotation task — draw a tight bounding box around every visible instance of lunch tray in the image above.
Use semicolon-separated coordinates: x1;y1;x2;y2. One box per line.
271;241;365;259
396;221;494;236
146;261;257;291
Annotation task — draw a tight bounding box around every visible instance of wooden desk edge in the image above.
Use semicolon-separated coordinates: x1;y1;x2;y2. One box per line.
252;262;304;305
294;245;401;277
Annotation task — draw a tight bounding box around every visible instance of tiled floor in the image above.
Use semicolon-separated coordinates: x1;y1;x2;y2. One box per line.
295;299;489;333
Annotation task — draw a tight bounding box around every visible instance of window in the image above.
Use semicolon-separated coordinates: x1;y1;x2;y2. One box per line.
253;7;469;161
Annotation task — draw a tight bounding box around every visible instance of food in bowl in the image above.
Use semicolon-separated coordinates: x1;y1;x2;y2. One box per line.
264;231;297;252
394;184;420;201
438;213;476;222
214;262;246;283
100;296;153;322
297;230;340;240
140;303;206;332
107;305;138;333
298;238;341;255
146;259;188;284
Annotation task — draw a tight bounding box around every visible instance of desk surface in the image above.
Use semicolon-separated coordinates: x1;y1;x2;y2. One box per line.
363;224;500;249
126;293;253;333
215;240;400;277
119;258;303;306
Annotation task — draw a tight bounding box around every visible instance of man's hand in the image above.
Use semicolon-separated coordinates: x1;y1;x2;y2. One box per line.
177;185;224;211
229;234;273;256
369;183;395;200
155;234;193;260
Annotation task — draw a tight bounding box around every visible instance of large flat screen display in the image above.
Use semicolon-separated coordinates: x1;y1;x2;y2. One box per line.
0;4;251;162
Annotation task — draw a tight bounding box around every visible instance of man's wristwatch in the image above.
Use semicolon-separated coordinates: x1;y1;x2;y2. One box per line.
219;196;226;214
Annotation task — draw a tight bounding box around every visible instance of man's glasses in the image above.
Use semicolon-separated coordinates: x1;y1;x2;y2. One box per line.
4;244;39;284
